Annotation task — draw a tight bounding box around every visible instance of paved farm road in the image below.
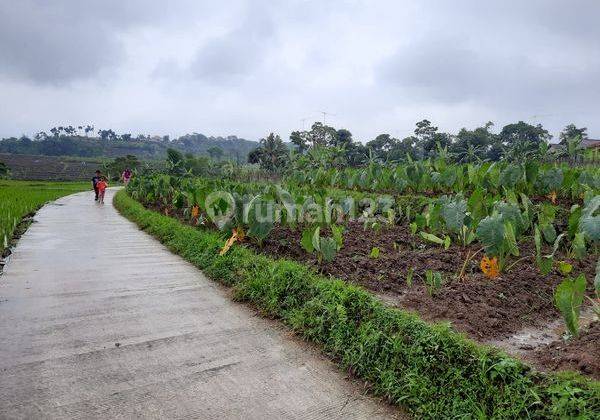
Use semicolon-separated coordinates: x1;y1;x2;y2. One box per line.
0;189;401;419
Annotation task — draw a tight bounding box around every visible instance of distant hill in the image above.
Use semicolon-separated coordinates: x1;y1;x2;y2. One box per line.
0;133;259;162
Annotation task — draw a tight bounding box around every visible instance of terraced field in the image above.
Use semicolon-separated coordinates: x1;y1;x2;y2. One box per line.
0;153;104;181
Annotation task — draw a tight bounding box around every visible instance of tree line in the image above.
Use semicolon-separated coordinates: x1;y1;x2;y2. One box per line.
0;126;256;161
248;120;594;172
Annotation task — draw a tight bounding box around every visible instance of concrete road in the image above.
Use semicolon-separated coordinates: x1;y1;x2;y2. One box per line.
0;189;401;419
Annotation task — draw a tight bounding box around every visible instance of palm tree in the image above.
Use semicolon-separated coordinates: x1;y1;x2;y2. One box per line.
256;133;288;172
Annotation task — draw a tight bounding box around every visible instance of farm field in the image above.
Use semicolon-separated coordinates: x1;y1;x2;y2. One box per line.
0;180;89;254
0;153;106;181
124;159;600;380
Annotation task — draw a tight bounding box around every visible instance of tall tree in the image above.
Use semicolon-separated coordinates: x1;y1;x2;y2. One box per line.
413;119;438;158
559;124;587;144
248;133;288;172
498;121;551;159
366;134;398;161
290;130;308;154
451;122;496;162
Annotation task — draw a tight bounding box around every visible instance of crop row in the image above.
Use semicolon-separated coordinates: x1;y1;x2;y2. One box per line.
288;160;600;199
126;171;599;334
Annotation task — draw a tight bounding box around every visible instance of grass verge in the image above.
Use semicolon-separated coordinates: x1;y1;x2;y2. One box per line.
114;190;599;419
0;180;89;255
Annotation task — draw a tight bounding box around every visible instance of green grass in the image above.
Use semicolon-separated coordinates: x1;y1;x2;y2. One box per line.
0;180;89;252
114;190;600;419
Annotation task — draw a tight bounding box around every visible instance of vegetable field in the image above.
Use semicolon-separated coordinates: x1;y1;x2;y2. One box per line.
0;180;88;253
126;158;600;381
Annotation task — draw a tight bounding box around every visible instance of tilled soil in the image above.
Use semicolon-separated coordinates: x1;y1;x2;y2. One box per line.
532;321;600;380
255;222;597;342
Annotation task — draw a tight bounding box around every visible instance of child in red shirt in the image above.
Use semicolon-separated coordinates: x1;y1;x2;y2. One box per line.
97;177;108;204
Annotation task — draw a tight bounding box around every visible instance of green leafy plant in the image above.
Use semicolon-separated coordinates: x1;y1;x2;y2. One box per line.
476;214;519;271
419;231;451;249
578;194;599;246
424;270;443;296
246;196;274;246
554;274;586;337
300;224;344;263
369;246;380;259
440;195;475;246
406;267;414;287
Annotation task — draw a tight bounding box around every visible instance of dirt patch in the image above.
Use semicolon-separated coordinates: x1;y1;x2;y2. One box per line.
531;321;600;380
254;222;597;342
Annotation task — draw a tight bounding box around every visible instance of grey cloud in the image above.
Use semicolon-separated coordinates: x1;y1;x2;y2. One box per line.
1;0;600;140
0;0;195;84
378;30;600;115
188;8;275;84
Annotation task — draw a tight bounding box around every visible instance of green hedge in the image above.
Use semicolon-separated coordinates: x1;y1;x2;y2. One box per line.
114;190;600;419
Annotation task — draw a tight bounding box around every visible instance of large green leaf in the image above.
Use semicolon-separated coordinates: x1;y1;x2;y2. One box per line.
540;223;557;244
330;224;344;250
504;222;519;257
579;195;600;242
536;168;563;193
572;232;587;260
441;197;467;232
247;197;274;244
499;164;523;189
312;226;321;252
496;202;525;235
554;274;586;337
319;237;338;262
301;225;317;253
476;214;505;256
567;205;581;238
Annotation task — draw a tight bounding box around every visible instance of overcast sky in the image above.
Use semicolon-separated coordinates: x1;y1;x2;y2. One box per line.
1;0;599;142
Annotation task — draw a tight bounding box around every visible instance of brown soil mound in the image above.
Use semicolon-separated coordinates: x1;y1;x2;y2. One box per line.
532;321;600;380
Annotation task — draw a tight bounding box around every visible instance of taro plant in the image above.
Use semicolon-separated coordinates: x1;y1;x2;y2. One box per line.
300;224;344;263
424;270;443;296
534;225;566;275
554;274;586;337
406;267;414;287
586;257;600;319
439;194;475;246
245;195;275;247
475;213;519;277
579;194;599;248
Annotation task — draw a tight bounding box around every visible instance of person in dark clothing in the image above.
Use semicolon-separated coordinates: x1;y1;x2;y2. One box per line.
92;170;101;201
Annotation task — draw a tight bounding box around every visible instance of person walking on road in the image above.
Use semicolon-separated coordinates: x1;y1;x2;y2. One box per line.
96;176;108;204
92;170;101;201
121;167;132;186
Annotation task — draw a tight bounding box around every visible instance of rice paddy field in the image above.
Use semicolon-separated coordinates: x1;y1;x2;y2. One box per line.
0;180;89;253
